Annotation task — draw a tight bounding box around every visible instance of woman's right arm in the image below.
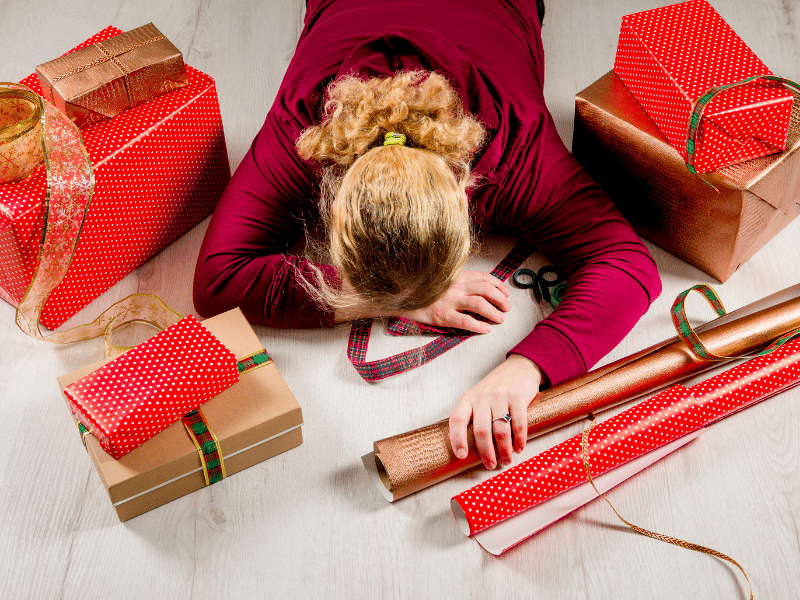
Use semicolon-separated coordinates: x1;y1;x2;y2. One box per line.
193;114;339;328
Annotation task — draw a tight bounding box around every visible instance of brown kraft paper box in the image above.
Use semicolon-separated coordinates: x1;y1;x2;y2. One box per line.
57;308;303;521
573;71;800;282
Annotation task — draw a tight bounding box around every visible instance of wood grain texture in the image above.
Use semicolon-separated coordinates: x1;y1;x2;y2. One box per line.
1;0;799;598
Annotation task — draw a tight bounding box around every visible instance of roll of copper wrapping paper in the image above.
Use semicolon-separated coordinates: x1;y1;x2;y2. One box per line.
362;284;800;501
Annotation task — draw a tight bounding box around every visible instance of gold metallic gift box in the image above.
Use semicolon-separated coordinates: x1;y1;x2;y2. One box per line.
57;309;303;521
35;23;188;128
573;71;800;282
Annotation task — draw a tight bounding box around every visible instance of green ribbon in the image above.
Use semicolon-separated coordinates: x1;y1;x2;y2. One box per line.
685;75;800;183
671;284;800;361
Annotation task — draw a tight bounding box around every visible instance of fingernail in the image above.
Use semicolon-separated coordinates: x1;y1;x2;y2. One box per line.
456;448;467;459
501;458;511;466
485;461;496;469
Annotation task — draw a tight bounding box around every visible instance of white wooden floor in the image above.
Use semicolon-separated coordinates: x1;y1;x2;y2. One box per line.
2;1;800;598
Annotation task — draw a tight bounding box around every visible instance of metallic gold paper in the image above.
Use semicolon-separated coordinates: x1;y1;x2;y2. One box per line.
35;23;188;128
572;71;800;283
364;285;800;501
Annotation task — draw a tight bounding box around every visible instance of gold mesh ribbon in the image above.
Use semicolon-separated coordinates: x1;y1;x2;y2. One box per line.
2;82;180;356
580;417;753;600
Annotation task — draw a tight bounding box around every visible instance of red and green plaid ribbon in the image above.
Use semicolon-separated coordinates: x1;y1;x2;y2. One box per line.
672;284;800;361
348;240;534;381
237;349;272;373
182;408;225;485
179;350;270;484
686;75;800;178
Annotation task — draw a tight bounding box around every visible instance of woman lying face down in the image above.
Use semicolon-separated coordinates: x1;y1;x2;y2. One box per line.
193;0;660;472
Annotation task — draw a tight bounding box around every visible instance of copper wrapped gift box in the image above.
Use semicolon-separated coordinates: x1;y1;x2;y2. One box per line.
573;71;800;282
57;308;303;521
35;22;188;128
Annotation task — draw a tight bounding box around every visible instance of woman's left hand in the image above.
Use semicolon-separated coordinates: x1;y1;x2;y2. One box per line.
448;354;544;469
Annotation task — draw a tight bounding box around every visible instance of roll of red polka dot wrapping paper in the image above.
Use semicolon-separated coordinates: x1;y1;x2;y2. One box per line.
0;26;230;329
452;337;800;555
614;0;793;173
63;315;239;459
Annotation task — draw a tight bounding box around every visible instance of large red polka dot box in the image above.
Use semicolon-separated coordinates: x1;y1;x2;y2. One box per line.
0;26;230;329
614;0;794;174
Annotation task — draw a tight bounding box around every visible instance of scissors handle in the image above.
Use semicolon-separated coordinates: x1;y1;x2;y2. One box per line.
536;267;565;306
513;266;567;309
512;268;542;303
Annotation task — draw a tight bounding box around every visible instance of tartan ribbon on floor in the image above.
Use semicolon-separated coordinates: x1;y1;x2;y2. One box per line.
182;408;226;485
347;240;535;381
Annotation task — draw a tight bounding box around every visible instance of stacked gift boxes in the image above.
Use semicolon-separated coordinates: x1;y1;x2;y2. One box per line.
573;0;800;281
0;26;230;328
58;308;304;521
12;27;305;521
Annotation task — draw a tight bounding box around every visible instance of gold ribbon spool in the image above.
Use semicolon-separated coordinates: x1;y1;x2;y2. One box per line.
0;84;44;182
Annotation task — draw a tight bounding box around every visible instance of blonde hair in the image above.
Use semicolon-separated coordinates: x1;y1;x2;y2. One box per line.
296;70;487;314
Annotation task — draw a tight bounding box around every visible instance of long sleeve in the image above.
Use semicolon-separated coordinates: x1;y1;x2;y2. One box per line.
193;114;338;328
484;109;662;386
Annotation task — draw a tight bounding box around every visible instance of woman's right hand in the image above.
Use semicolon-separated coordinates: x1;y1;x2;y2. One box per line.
397;271;511;333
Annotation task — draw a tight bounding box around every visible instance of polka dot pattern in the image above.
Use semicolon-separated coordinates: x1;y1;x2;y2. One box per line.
690;337;800;422
63;315;239;459
0;27;230;328
614;0;793;173
453;386;702;536
453;336;800;537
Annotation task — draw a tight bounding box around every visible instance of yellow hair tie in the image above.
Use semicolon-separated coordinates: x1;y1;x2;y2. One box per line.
383;132;406;146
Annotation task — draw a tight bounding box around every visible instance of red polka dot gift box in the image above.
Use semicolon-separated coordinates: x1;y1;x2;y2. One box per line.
58;308;304;522
614;0;794;174
0;26;230;329
573;70;800;282
63;314;239;459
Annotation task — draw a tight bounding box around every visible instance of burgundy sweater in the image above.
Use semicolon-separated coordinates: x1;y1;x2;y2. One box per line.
193;0;662;386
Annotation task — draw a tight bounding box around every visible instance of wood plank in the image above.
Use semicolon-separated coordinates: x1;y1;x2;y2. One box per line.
1;0;799;598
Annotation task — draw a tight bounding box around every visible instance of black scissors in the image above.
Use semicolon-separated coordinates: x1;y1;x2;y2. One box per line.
512;266;567;310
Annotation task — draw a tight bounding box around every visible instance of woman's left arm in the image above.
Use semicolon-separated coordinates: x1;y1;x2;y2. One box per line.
450;109;662;466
